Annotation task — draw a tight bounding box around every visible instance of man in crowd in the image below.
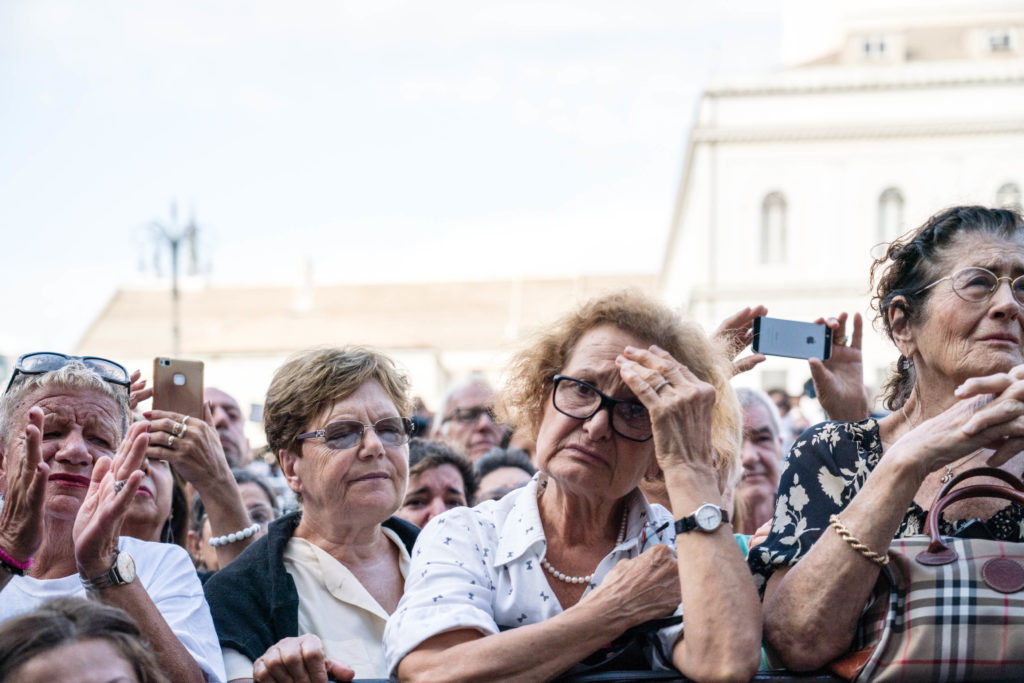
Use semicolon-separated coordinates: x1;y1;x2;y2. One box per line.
432;375;505;461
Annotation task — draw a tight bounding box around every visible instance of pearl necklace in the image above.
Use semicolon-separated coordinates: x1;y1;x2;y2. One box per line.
541;506;629;585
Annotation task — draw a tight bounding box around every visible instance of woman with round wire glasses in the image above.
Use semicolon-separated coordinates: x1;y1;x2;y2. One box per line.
383;290;761;681
752;205;1024;673
204;346;420;682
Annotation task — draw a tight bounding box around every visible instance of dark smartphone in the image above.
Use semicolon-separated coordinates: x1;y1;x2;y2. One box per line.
752;317;832;361
152;358;205;418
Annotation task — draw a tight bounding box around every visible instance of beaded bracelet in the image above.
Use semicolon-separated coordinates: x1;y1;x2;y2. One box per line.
829;514;889;567
209;523;261;548
0;546;33;576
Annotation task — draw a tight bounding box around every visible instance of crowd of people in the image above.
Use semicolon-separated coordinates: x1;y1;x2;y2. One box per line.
1;204;1023;681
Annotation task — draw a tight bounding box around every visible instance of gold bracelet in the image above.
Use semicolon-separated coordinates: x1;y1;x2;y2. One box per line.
829;514;889;567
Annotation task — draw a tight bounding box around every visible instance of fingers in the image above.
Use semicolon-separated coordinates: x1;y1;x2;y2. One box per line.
203;400;216;427
112;422;150;480
955;372;1017;400
324;660;356;682
256;636;327;683
851;312;864;349
732;353;766;375
987;436;1024;468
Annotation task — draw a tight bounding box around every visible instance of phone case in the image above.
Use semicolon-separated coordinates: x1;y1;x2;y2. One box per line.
152;358;205;418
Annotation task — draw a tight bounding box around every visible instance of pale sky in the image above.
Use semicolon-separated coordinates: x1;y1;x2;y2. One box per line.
0;1;781;353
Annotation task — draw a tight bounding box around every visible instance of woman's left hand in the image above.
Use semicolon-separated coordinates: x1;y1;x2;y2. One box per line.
712;305;768;375
73;421;149;578
128;370;153;412
616;345;717;475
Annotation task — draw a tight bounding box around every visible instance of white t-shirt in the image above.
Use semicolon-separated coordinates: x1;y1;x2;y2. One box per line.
222;526;411;681
0;536;226;683
383;475;683;676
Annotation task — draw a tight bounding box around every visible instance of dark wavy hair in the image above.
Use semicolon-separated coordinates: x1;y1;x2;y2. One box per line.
0;597;168;682
408;438;478;505
870;205;1024;410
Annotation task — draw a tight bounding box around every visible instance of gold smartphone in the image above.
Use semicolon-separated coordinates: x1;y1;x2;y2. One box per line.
152;358;205;418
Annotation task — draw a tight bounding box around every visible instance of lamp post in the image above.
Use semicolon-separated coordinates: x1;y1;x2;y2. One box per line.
149;202;198;357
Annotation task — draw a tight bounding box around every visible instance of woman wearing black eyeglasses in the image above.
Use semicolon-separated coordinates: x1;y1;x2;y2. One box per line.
750;206;1024;673
383;291;761;682
204;347;419;682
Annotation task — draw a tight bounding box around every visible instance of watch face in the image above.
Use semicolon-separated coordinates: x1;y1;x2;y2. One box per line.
695;504;722;531
115;552;136;583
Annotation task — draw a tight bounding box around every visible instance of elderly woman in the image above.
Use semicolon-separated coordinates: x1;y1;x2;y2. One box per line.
0;596;167;682
0;353;224;682
396;438;476;528
752;205;1024;670
204;347;420;682
733;387;785;536
384;291;762;681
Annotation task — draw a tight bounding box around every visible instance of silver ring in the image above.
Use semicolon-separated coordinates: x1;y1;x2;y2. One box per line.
834;335;848;346
182;415;190;426
167;435;175;449
113;479;128;494
654;379;670;393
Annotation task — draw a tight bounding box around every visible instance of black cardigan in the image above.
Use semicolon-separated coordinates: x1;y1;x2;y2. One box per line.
204;510;419;662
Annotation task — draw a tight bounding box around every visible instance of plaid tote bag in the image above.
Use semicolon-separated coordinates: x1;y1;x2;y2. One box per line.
835;473;1024;682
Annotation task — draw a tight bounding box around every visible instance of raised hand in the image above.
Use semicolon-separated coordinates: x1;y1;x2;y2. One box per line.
128;370;153;412
143;403;230;490
73;421;149;578
0;408;50;568
616;345;717;475
254;634;355;683
809;312;871;422
712;305;768;375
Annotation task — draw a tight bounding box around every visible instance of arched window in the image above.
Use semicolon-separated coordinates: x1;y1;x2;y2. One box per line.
761;192;787;264
877;187;904;242
997;182;1021;211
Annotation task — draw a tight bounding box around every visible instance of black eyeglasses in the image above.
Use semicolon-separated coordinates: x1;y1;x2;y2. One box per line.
442;406;499;425
295;416;414;451
917;266;1024;305
551;375;652;442
5;352;131;395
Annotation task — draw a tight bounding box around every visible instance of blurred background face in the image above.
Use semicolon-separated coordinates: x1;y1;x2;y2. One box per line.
477;466;532;502
397;463;467;528
204;388;250;468
737;402;783;504
440;383;504;461
123;457;174;542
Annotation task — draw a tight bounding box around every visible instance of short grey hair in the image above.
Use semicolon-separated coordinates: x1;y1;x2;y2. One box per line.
434;373;495;437
735;387;782;440
0;361;130;446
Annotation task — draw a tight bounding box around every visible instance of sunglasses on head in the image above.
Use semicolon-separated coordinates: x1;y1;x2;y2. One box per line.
4;352;131;395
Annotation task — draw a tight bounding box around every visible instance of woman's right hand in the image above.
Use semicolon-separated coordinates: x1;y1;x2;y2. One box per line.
581;544;681;629
253;635;355;683
894;364;1024;477
0;407;49;565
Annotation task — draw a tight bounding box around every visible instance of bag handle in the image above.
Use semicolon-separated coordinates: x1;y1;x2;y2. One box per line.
933;465;1024;503
918;484;1024;565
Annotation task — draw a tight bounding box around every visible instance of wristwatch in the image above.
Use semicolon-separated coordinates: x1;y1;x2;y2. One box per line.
80;551;136;591
674;503;729;534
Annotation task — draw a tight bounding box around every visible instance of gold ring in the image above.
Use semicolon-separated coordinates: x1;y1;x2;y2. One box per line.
167;435;175;449
173;422;184;437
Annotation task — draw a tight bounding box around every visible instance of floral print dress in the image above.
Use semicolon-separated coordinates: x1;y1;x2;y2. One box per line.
748;418;1024;593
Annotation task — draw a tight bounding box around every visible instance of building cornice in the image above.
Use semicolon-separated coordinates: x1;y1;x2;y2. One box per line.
706;61;1024;97
692;118;1024;144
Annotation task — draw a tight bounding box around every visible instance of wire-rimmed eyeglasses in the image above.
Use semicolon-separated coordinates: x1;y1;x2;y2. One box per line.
917;266;1024;306
295;416;414;451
